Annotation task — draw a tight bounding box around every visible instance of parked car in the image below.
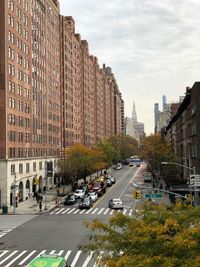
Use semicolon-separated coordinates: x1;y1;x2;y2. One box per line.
143;172;153;182
115;163;123;170
74;189;85;199
78;197;93;209
108;198;123;209
109;175;116;184
64;193;76;205
129;161;134;167
106;178;112;187
87;191;98;202
92;183;104;196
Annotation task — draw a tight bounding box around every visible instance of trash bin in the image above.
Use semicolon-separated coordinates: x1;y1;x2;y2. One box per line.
2;206;8;214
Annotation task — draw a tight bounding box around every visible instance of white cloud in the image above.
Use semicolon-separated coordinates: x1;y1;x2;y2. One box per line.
59;0;200;134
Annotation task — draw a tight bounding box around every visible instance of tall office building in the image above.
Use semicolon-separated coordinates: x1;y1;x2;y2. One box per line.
162;95;167;111
154;103;159;133
0;1;124;208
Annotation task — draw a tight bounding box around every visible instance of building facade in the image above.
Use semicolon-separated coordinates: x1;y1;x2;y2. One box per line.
0;1;124;208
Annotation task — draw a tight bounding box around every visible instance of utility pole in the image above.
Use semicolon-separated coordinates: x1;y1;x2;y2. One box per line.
13;172;17;213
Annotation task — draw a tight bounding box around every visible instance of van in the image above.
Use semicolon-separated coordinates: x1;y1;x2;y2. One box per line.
26;254;70;267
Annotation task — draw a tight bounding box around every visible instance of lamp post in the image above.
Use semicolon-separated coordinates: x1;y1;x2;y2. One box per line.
44;161;48;210
161;161;198;205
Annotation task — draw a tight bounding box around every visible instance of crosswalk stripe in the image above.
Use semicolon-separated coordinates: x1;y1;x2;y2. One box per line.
0;250;18;265
104;208;109;214
70;250;82;267
110;210;114;215
129;209;132;216
64;250;72;261
79;209;86;214
73;209;80;214
85;208;93;214
123;209;127;215
61;208;70;214
82;251;94;267
4;250;27;267
98;208;104;214
0;250;9;259
57;250;64;256
67;208;76;214
92;208;98;214
18;250;37;265
50;208;59;214
55;208;65;214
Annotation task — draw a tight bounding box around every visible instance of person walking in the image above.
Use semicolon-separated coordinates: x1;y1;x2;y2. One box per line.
39;199;42;212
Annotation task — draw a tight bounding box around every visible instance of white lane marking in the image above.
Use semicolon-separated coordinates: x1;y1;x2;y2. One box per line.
110;210;114;215
0;250;9;259
123;209;127;215
0;250;18;265
73;209;80;214
67;208;76;214
85;208;93;214
104;208;109;214
49;250;56;254
61;208;70;214
129;209;133;216
55;208;65;214
94;251;104;267
92;208;98;214
35;250;46;258
18;250;37;265
82;251;94;267
64;250;72;261
79;209;86;214
4;250;27;267
98;208;104;214
57;250;64;256
70;250;82;267
50;208;59;214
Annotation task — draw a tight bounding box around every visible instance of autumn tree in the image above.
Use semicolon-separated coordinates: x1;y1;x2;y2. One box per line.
82;201;200;267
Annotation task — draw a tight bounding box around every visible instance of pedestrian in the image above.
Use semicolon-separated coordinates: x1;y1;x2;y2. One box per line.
39;199;42;212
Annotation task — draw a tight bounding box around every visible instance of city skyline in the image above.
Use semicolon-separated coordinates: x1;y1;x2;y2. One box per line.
59;0;200;135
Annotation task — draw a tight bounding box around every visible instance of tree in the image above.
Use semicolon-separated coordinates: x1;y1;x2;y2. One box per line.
82;202;200;267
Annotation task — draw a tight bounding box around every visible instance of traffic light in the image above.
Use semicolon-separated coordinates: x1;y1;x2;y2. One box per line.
133;190;142;199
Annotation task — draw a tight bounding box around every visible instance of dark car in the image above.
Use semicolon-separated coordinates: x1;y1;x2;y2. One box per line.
92;183;104;196
78;197;93;209
64;193;76;205
106;178;112;187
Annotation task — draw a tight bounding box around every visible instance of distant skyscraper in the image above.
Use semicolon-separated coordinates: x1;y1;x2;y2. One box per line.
132;101;137;123
162;95;167;111
154;103;159;132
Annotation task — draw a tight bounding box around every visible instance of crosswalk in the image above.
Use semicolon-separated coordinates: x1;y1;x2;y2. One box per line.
0;249;102;267
50;207;133;216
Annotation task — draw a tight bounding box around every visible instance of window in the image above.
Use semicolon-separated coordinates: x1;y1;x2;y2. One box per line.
33;162;36;171
26;162;30;173
39;161;42;170
19;163;23;174
11;164;15;175
192;123;196;136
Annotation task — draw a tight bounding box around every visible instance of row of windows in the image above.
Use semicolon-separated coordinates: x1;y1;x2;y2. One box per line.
9;131;31;142
11;161;42;176
9;147;60;159
8;97;30;113
9;0;28;12
8;114;30;128
8;64;30;84
8;81;30;99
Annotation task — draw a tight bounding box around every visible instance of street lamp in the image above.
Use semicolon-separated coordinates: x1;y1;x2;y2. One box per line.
161;161;196;174
161;161;198;205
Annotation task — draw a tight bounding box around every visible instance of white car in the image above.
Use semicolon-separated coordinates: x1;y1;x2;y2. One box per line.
108;198;123;209
87;192;98;202
74;189;85;199
115;163;122;170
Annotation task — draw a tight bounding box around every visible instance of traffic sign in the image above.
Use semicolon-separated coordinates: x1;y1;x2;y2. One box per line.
144;193;163;199
190;181;200;187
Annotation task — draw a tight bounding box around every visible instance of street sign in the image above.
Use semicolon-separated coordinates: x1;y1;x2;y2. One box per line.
190;181;200;187
144;193;163;199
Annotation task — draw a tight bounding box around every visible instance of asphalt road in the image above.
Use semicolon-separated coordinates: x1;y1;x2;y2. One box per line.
0;165;140;267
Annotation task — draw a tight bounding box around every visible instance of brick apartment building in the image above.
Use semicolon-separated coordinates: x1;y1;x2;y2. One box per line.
165;82;200;182
0;0;124;208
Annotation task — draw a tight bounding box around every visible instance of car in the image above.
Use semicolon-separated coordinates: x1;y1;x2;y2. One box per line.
78;197;93;209
108;198;123;209
129;162;134;167
87;191;98;202
106;177;112;187
64;193;76;205
92;183;104;196
143;172;153;182
26;253;69;267
74;189;85;199
109;175;116;184
115;163;122;170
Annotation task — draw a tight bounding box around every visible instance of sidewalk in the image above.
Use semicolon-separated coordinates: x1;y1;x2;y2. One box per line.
1;188;66;215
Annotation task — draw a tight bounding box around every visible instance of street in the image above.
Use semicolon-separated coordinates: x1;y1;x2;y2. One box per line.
0;164;164;267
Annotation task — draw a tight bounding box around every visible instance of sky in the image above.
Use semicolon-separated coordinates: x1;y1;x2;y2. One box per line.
59;0;200;135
